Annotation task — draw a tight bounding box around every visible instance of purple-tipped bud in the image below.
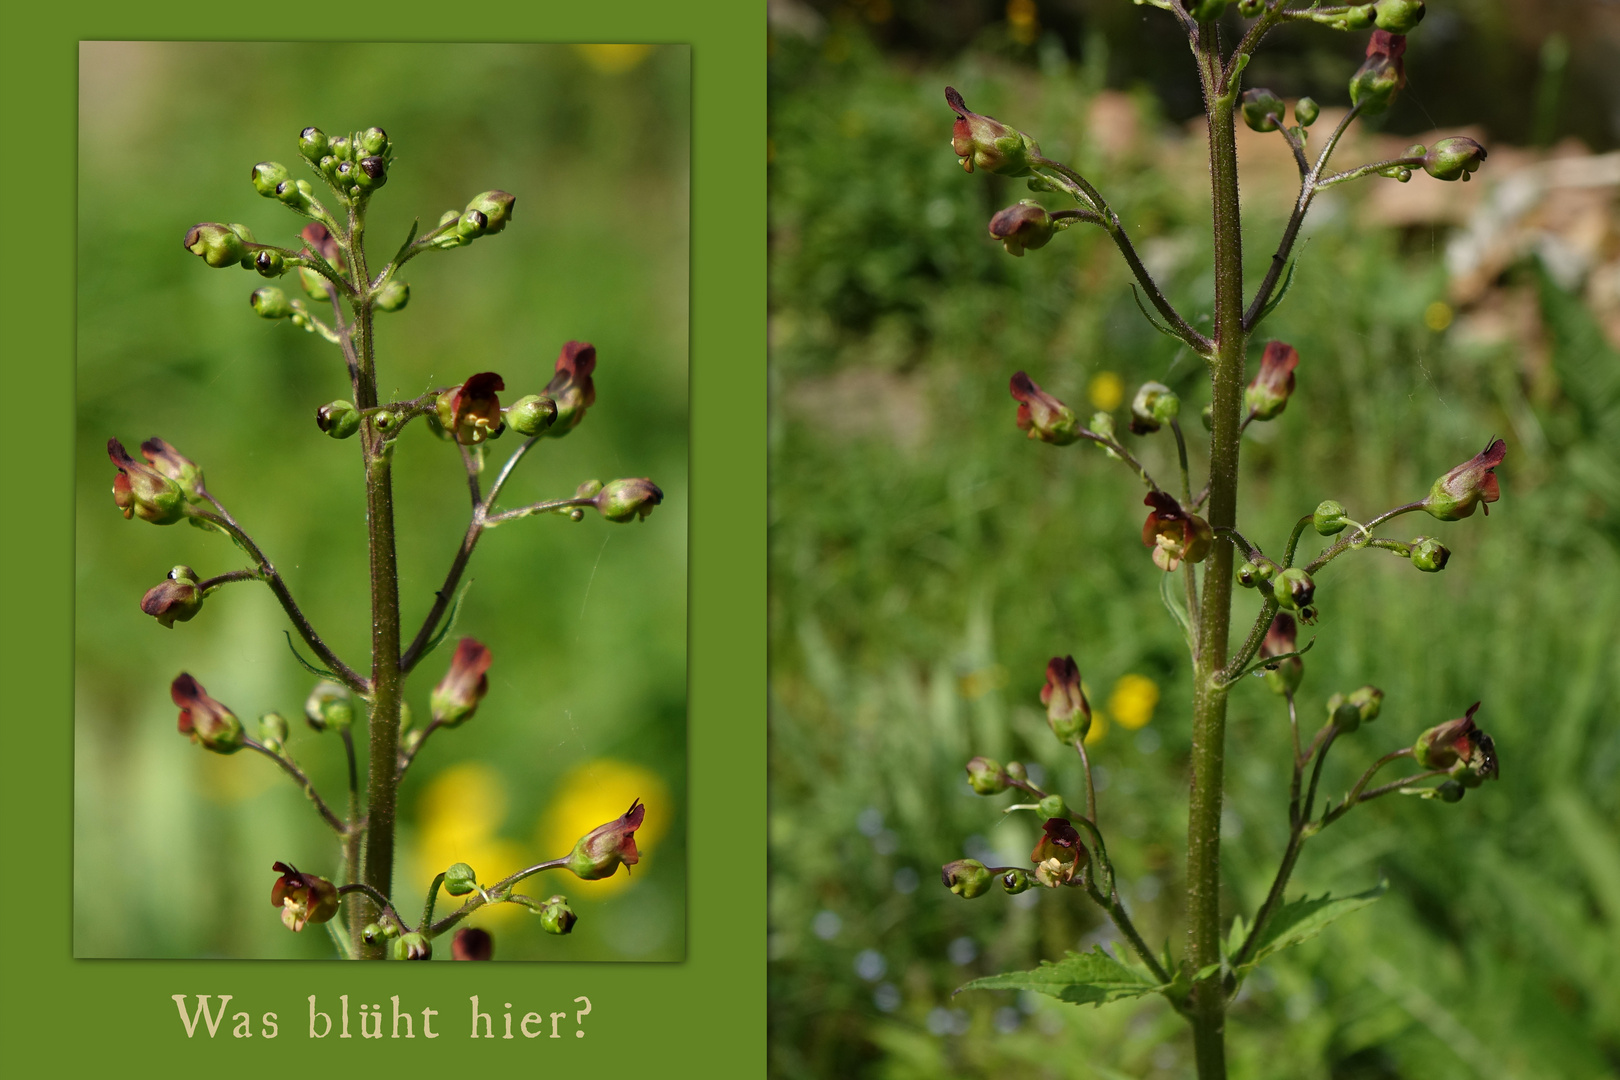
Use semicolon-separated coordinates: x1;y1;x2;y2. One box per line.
594;478;664;523
108;438;187;524
965;756;1010;795
172;673;244;754
1041;655;1091;741
1422;137;1487;182
183;223;248;268
988;200;1055;256
567;800;645;880
945;86;1039;176
1009;371;1080;445
942;858;994;898
141;565;203;628
1274;567;1315;612
1410;535;1450;572
1423;438;1505;520
543;341;597;437
430;638;492;727
1246;341;1300;421
1350;31;1406;115
538;895;577;935
1260;612;1304;695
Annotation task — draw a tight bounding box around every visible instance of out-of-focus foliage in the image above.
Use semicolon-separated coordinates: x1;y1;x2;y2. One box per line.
75;42;689;960
768;14;1619;1079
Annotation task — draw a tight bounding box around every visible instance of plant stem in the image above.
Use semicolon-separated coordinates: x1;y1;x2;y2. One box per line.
1186;19;1246;1075
340;727;363;946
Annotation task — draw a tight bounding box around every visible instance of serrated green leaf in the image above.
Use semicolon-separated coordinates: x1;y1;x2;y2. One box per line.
956;946;1163;1007
1242;879;1386;970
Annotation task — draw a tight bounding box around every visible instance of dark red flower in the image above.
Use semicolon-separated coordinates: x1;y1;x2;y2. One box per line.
1031;817;1085;886
171;672;244;753
299;222;342;265
1142;491;1213;571
1246;341;1299;421
452;927;494;961
988;201;1055;256
141;566;203;628
439;371;506;445
429;637;492;727
270;861;340;932
544;341;597;437
566;799;645;880
1009;371;1080;445
1413;702;1498;783
945;86;1038;176
1424;438;1506;520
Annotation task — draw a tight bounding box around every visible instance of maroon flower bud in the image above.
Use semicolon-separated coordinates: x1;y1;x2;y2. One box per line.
1259;612;1304;695
1413;701;1498;784
270;861;340;932
945;86;1039;176
1142;491;1214;571
543;341;597;437
108;438;187;524
1009;371;1080;445
299;222;342;266
566;799;646;880
452;927;494;961
988;200;1055;257
1422;137;1486;182
1040;655;1091;741
465;190;516;234
171;672;244;754
141;566;203;628
1423;438;1506;520
429;637;492;727
942;859;994;899
1350;31;1406;115
139;437;205;500
435;372;506;445
1246;341;1299;421
594;478;664;523
1031;817;1085;887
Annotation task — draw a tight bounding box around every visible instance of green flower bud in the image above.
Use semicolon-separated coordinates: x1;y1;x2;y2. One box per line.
374;279;409;312
355;155;388;191
318;155;341;185
505;394;558;437
1129;382;1180;435
594;478;664;523
1004;761;1028;783
988;200;1055;257
1201;402;1213;431
965;756;1009;795
1348;685;1383;724
304;681;354;733
1000;868;1032;894
466;190;516;234
945;85;1042;177
566;800;645;880
276;178;315;214
1410;536;1450;572
444;862;479;897
1274;567;1315;612
250;286;293;319
452;927;494;959
251;161;290;197
430;638;491;727
1241;88;1285;133
254;250;285;278
260;712;290;750
1373;0;1425;33
1350;32;1406;116
1422;137;1487;182
538;895;577;936
1327;692;1362;733
316;400;361;439
298;126;329;162
1237;558;1278;589
1423;439;1505;520
392;932;432;961
1313;500;1351;536
941;858;993;899
172;673;245;754
457;208;489;238
1337;4;1376;30
183;223;247;268
140;565;203;628
1435;779;1466;803
1186;0;1229;18
359;126;389;156
1295;97;1320;127
329;135;353;161
438;209;461;229
1037;794;1067;819
361;923;389;947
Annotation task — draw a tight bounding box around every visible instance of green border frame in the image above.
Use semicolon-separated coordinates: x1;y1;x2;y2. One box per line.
1;3;762;1074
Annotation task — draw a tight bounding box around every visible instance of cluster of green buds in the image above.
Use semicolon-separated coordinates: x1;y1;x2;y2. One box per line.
1326;685;1384;733
294;125;394;203
432;189;518;249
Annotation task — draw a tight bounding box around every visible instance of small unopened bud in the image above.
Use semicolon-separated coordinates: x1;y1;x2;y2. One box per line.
1241;88;1285;133
1037;794;1067;819
1187;0;1229;20
566;800;645;880
1295;97;1320;127
444;862;479;897
329;135;353;161
1000;868;1032;894
1422;137;1487;182
941;858;993;899
251;161;290;197
1350;31;1407;115
1041;655;1091;742
250;286;293;319
304;681;353;733
1259;612;1303;695
393;932;432;961
1237;558;1277;589
183;223;248;268
108;438;187;524
1237;0;1264;14
1436;779;1466;803
1327;692;1363;733
945;86;1040;177
1274;567;1315;611
1348;685;1383;723
1423;438;1505;520
254;250;285;278
1004;761;1028;784
1373;0;1425;33
172;673;244;754
359;126;389;156
298;127;329;162
1313;500;1351;536
355;156;388;191
965;756;1010;795
1246;341;1299;420
373;279;409;312
141;565;203;628
1009;371;1080;445
430;638;492;727
259;712;290;752
595;478;664;523
505;394;558;437
452;927;493;960
988;200;1055;257
466;190;516;234
538;895;577;936
1410;536;1450;572
1130;382;1180;434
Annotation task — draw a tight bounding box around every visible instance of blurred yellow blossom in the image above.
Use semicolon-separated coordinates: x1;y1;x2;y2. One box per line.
1084;706;1109;745
1108;674;1160;730
1424;301;1453;332
412;762;529;925
538;759;670;895
1088;371;1124;411
573;44;653;75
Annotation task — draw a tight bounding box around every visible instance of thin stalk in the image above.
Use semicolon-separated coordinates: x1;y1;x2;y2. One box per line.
242;739;348;834
427;857;571;938
340;728;363;946
1072;736;1098;824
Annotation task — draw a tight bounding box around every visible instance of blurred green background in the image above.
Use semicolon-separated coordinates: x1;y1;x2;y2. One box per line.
75;42;689;961
768;3;1619;1077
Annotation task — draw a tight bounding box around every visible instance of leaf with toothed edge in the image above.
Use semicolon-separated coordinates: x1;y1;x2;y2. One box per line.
1238;879;1387;973
956;946;1165;1006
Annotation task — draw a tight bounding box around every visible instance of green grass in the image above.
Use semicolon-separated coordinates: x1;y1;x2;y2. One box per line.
768;25;1620;1080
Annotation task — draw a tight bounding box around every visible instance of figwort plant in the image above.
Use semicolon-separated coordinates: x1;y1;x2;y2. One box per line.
938;2;1498;1070
113;125;663;959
